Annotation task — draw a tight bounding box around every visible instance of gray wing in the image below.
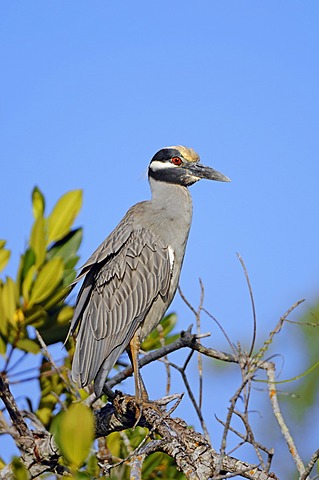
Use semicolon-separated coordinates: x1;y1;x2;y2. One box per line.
69;214;172;396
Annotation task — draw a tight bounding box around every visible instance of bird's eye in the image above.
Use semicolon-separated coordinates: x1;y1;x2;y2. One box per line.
171;156;182;166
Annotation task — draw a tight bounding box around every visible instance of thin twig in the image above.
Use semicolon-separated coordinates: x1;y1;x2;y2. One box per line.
300;448;319;480
215;371;252;475
0;410;17;438
5;351;28;375
202;307;238;357
215;412;274;467
178;285;197;316
266;362;305;476
236;253;257;358
96;436;112;474
35;329;79;398
196;280;205;411
252;299;305;368
169;359;211;444
157;323;171;396
233;410;266;470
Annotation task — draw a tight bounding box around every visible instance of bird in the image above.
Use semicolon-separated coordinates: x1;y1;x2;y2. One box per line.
68;145;230;399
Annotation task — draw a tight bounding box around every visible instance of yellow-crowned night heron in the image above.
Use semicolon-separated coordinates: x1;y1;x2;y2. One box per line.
68;146;230;398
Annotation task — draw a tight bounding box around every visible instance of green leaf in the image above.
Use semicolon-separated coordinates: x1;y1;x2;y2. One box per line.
47;228;82;265
24;304;48;328
107;431;122;458
0;248;10;272
32;186;45;219
53;403;94;467
0;335;6;355
41;285;69;310
2;277;17;325
16;338;40;354
22;264;36;304
0;240;6;249
38;319;69;345
30;216;46;267
65;256;80;271
142;313;178;351
38;307;72;345
86;454;100;477
63;268;78;287
47;190;82;243
0;282;7;337
37;359;65;426
57;305;74;324
17;248;36;293
29;257;64;306
11;457;28;480
37;305;72;345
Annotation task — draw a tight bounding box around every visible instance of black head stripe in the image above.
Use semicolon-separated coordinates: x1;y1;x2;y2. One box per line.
148;165;198;186
149;167;181;184
150;148;181;163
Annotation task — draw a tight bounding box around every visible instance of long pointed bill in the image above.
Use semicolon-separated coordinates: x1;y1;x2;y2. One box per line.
186;163;231;182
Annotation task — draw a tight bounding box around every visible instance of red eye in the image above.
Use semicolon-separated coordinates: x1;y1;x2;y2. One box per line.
172;156;182;166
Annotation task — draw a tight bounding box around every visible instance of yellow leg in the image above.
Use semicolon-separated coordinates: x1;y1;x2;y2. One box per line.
129;332;148;423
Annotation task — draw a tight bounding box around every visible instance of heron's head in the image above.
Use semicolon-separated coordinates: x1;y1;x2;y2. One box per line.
148;145;230;187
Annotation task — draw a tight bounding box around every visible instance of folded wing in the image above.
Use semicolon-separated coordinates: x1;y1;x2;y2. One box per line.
69;218;172;396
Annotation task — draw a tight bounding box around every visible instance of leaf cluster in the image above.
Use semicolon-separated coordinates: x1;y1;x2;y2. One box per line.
0;187;82;427
0;187;82;355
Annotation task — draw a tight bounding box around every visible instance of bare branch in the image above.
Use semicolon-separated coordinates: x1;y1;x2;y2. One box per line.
95;392;279;480
197;280;205;409
104;327;208;392
266;362;305;476
253;299;305;366
215;368;252;475
156;322;171;396
169;358;211;444
0;374;64;478
233;410;269;471
130;454;143;480
215;412;274;469
35;329;79;398
0;373;31;439
236;253;257;358
300;448;319;480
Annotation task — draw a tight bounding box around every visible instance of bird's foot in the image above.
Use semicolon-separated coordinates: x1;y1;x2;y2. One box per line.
133;401;143;428
133;396;166;428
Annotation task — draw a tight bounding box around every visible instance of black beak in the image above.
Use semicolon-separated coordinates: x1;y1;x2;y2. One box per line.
186;163;231;182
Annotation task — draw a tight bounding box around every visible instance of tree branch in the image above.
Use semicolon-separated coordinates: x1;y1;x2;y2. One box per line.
94;392;279;480
0;373;31;439
0;373;63;479
103;327;239;394
266;363;306;477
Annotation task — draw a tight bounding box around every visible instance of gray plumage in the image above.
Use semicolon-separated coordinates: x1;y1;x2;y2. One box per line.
68;145;230;396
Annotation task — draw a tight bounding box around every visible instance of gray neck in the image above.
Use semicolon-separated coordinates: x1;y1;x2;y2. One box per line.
149;176;192;212
148;177;193;249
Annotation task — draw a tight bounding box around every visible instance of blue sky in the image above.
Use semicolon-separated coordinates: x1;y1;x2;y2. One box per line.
1;1;319;476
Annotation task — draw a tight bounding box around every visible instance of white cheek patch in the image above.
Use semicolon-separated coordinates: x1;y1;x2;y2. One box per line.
150;160;177;172
168;245;175;275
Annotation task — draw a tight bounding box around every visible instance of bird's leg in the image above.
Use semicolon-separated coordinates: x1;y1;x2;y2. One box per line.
129;331;148;423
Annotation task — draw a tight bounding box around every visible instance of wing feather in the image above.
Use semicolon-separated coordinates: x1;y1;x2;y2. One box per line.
70;220;172;396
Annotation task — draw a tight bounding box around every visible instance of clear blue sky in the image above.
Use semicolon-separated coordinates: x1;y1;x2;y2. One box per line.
1;2;319;476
